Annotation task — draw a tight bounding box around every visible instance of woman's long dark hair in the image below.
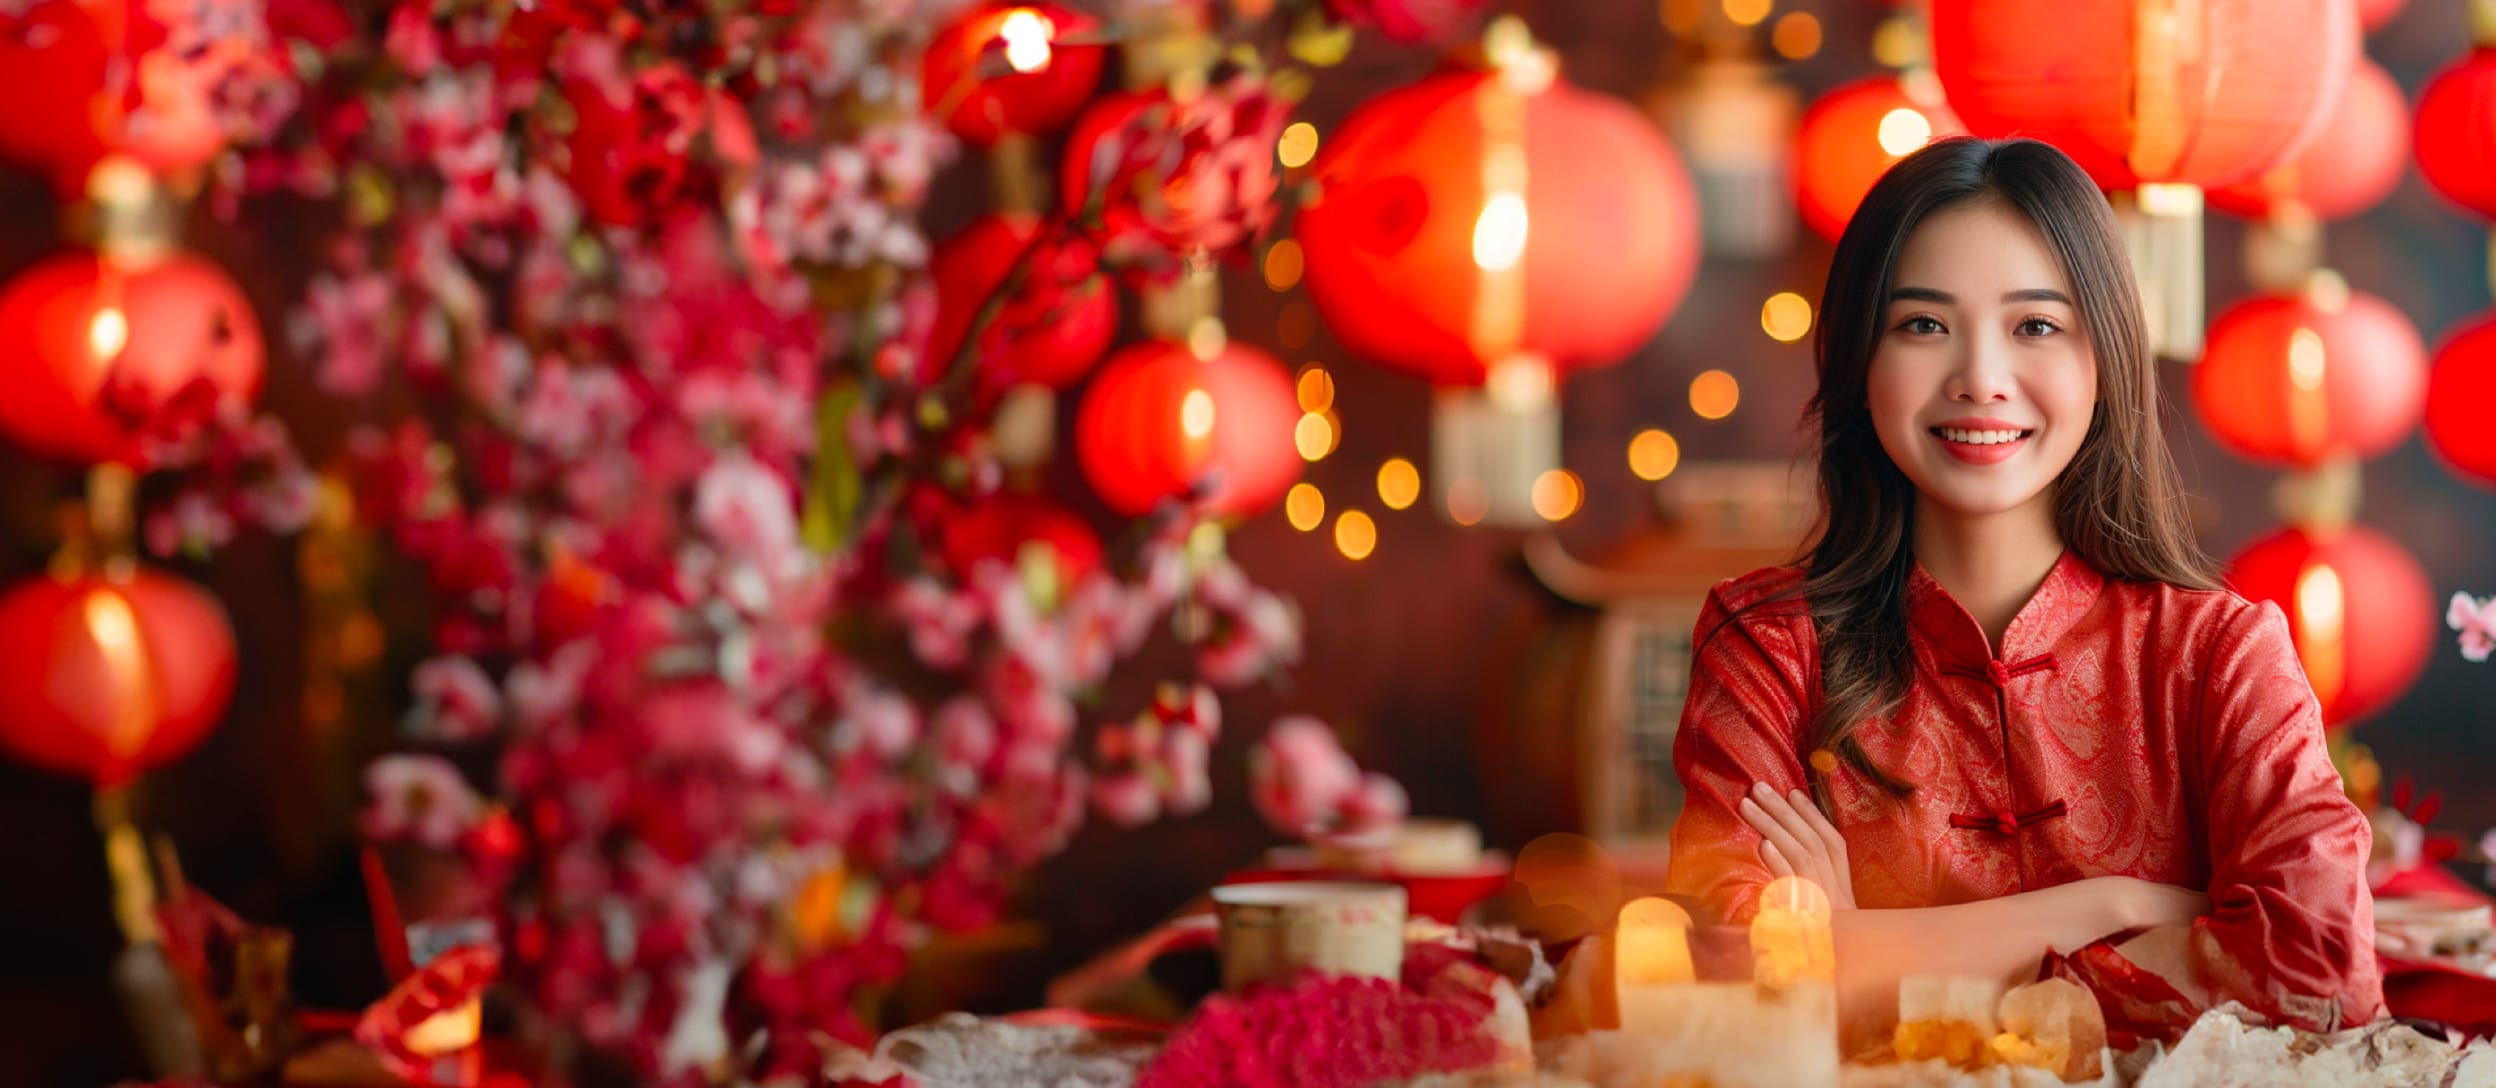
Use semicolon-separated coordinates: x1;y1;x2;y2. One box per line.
1773;137;2220;802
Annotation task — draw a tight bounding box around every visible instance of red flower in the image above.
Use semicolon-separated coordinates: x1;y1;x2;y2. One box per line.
1136;957;1500;1088
1323;0;1489;42
1065;77;1290;271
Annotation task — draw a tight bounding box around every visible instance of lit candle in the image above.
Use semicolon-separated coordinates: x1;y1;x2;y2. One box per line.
1751;875;1836;990
1614;896;1696;1036
1604;887;1840;1088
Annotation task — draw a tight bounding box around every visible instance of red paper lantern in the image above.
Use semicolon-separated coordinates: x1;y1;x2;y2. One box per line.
922;2;1107;148
0;251;266;468
1930;0;2358;191
2415;47;2496;220
1295;68;1699;386
1795;74;1968;243
927;214;1117;393
939;493;1104;588
2226;524;2431;727
1075;340;1301;518
2208;58;2409;222
0;0;226;194
2191;286;2425;467
0;566;237;785
2425;313;2496;487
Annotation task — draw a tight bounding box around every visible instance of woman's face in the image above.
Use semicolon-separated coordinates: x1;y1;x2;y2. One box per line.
1865;198;2098;520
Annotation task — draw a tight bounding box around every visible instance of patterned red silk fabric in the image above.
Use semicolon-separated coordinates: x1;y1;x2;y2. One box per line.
1663;549;2385;1037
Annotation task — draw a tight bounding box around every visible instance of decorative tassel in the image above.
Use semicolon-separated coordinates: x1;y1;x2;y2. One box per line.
2115;183;2206;360
2243;207;2322;296
1431;357;1558;528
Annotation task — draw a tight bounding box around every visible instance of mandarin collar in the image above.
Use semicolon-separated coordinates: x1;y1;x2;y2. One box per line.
1905;548;2106;667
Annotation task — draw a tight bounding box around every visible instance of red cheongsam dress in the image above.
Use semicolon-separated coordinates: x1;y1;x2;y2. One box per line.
1663;549;2384;1040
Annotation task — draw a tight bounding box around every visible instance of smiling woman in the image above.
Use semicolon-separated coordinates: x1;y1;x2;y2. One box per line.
1661;138;2384;1053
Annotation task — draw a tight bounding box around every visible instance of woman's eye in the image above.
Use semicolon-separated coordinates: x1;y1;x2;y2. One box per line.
1898;316;1945;335
2017;317;2063;337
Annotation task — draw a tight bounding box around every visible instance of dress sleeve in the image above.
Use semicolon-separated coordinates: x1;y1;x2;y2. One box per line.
1663;582;1815;927
2070;600;2385;1035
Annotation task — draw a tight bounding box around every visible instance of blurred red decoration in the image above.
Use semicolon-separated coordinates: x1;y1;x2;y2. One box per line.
2191;285;2425;467
1795;74;1968;243
2425;313;2496;487
1295;68;1699;386
2227;524;2432;728
0;565;238;785
1322;0;1489;42
354;944;502;1088
939;492;1105;589
923;2;1107;148
1930;0;2358;191
928;214;1118;393
2415;46;2496;221
561;66;754;229
2208;58;2409;222
0;0;225;194
1075;340;1301;518
1058;79;1290;264
0;251;266;468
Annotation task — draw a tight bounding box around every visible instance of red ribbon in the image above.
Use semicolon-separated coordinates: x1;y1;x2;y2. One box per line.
354;944;499;1088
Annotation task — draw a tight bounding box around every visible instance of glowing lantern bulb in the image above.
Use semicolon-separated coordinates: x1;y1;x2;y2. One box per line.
997;8;1054;73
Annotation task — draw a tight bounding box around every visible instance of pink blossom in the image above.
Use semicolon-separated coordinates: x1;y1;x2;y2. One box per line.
362;754;484;849
142;490;238;558
893;578;979;669
692;453;799;562
1198;587;1302;688
1091;770;1162;828
508;643;594;732
839;682;920;761
1338;773;1409;835
1249;716;1362;838
410;655;503;740
294;270;393;396
1163;728;1212;817
931;697;998;773
1157;683;1221;742
2450;592;2496;663
984;654;1076;747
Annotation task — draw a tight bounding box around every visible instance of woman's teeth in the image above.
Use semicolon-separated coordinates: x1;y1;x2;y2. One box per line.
1936;428;2029;445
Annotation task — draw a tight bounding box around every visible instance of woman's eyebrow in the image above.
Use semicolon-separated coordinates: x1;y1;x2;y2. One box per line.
2004;288;2074;305
1886;286;2074;306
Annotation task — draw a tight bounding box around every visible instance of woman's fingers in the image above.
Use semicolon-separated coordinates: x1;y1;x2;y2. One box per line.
1740;794;1819;880
1761;838;1796;878
1749;784;1828;864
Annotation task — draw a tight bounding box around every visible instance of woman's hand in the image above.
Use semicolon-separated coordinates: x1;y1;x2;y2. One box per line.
1739;782;1857;910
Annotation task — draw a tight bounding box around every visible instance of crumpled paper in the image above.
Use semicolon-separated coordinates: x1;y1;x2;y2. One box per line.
835;1013;1159;1088
2136;1003;2496;1088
